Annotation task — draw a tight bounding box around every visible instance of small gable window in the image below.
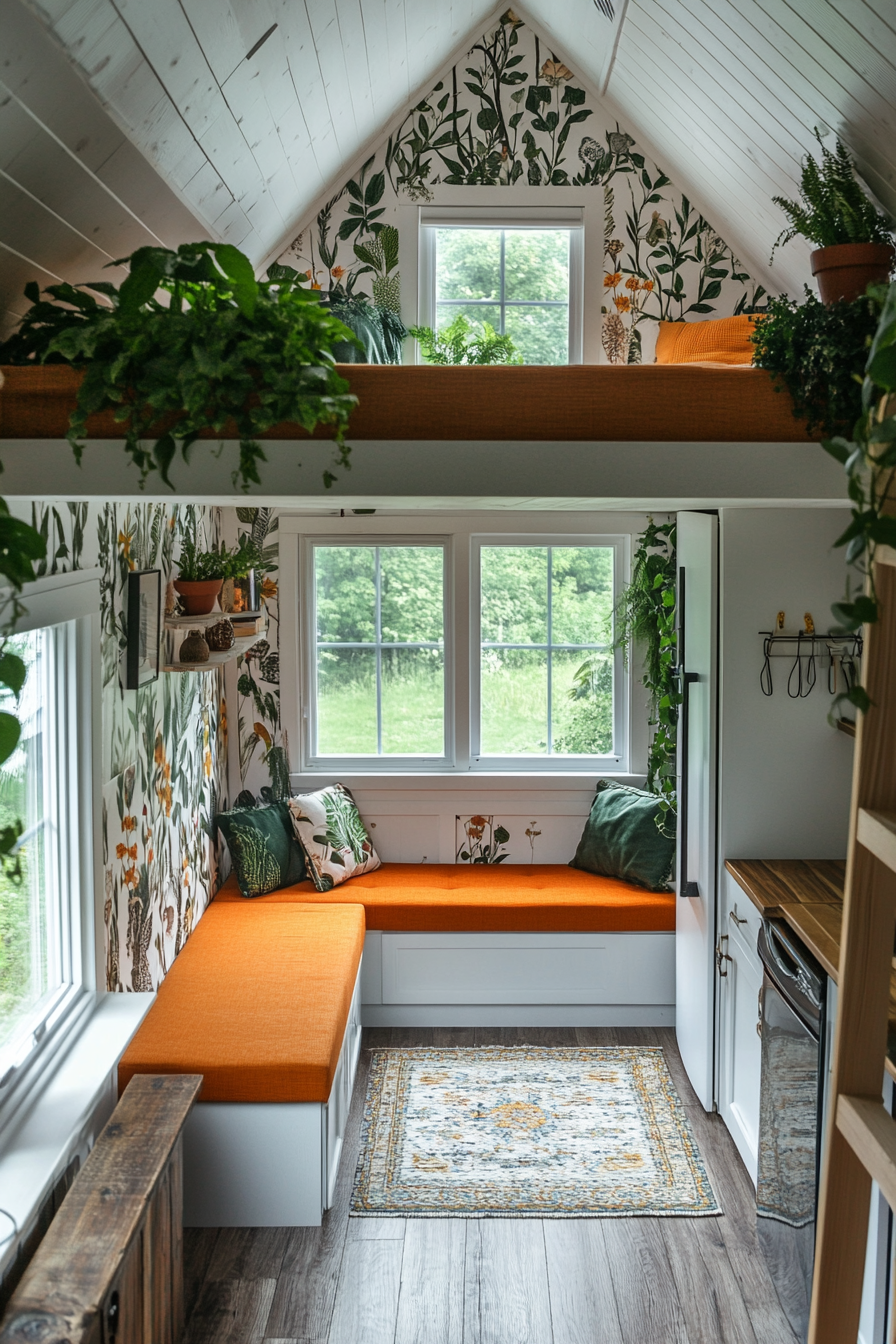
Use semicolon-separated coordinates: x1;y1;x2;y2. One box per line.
418;207;584;365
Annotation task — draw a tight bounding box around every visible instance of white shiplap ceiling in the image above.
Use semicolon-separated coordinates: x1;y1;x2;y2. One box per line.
2;0;896;337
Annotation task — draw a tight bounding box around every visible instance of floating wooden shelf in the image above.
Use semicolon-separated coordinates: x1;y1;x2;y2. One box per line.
0;364;815;443
837;718;857;738
163;623;267;671
164;609;264;628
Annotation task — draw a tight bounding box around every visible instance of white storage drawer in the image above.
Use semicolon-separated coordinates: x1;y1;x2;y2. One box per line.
381;932;675;1005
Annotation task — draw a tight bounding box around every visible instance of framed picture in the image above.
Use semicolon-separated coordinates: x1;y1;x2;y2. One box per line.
126;569;161;689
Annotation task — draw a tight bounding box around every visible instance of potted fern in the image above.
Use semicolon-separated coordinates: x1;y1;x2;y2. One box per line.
771;132;894;304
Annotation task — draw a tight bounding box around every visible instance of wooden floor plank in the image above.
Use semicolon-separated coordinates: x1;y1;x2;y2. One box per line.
432;1027;476;1048
655;1028;704;1108
184;1229;220;1322
544;1219;624;1343
326;1238;404;1344
464;1219;553;1344
391;1026;433;1048
394;1218;465;1344
206;1229;292;1282
602;1217;691;1344
184;1277;277;1344
346;1216;406;1241
663;1217;758;1344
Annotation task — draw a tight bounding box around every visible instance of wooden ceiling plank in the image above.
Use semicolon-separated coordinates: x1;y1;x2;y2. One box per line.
784;0;896;118
334;0;376;133
382;0;410;106
270;0;342;179
180;157;234;222
744;0;896;182
826;0;896;72
610;35;789;237
624;6;804;202
357;0;393;119
636;0;807;179
608;60;806;293
176;0;247;87
93;136;211;242
0;107;163;259
304;0;360;154
113;0;221;137
0;176;123;281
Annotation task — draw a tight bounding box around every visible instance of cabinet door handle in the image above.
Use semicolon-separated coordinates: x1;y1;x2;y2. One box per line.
756;987;763;1037
716;934;733;977
729;908;749;928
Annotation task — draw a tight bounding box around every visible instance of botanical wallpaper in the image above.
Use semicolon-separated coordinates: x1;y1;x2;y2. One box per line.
230;507;286;802
27;502;229;993
278;10;767;364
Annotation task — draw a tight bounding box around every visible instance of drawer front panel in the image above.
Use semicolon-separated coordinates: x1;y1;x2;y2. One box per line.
380;932;675;1005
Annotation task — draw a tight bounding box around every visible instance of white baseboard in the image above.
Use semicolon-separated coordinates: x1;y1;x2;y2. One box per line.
361;1004;675;1027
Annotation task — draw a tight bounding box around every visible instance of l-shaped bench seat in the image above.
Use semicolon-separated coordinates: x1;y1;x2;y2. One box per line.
118;900;364;1227
120;862;675;1226
215;862;676;1028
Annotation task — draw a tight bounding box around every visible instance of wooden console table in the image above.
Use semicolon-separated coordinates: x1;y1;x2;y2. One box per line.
0;1073;201;1344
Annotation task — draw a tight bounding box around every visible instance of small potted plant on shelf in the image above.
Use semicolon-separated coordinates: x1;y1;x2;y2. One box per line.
771;131;895;303
173;536;229;615
219;534;274;613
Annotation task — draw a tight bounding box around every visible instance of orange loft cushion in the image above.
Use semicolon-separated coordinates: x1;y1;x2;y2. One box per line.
655;315;757;366
214;862;675;933
118;902;364;1104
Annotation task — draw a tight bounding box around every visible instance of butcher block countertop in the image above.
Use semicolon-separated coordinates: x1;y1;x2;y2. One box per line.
725;858;896;1079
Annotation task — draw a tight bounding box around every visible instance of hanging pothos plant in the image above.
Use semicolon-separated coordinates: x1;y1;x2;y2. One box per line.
0;243;359;492
613;521;679;833
822;278;896;718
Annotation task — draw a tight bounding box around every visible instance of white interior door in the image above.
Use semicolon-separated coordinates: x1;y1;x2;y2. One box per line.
675;512;719;1110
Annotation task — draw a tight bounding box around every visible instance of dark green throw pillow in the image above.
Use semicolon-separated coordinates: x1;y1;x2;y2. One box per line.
570;780;676;892
216;800;307;898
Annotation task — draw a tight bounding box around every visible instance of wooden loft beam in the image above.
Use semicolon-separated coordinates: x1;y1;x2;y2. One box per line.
0;364;814;444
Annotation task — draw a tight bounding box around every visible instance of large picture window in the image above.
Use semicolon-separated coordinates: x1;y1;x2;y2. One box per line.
291;520;627;775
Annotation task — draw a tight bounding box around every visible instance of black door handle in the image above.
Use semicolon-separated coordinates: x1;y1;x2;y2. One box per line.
678;668;700;898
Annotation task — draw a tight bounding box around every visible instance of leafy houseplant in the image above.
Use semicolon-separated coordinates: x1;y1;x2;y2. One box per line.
328;294;407;364
750;289;881;438
612;522;678;833
174;535;228;615
0;243;358;491
771;132;895;303
819;279;896;719
409;315;523;365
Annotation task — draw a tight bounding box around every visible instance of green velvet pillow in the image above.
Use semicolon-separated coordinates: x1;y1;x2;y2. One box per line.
216;800;307;898
570;780;675;892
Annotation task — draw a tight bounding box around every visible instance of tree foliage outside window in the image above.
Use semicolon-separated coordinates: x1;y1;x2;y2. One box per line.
432;227;571;365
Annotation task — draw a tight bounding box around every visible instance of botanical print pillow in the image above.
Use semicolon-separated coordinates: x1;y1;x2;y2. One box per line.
216;800;307;898
287;784;381;890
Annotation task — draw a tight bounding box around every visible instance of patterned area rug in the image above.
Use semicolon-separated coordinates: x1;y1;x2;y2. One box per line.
351;1047;720;1218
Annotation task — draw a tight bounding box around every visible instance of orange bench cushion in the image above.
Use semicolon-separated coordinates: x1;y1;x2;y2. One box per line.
118;902;365;1104
214;863;675;933
655;314;757;366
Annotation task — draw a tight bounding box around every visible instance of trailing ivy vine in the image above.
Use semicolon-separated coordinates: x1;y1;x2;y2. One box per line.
0;242;358;492
822;279;896;717
614;521;678;833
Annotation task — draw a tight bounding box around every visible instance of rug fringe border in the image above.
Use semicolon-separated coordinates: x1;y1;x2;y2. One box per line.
348;1207;723;1219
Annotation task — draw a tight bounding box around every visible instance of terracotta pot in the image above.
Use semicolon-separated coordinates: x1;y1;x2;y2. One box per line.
173;578;222;616
810;242;895;304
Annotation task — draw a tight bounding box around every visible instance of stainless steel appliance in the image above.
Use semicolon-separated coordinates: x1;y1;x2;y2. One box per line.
756;917;826;1343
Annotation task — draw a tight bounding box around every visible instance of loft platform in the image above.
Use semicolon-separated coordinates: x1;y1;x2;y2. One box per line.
0;364;846;508
1;363;813;443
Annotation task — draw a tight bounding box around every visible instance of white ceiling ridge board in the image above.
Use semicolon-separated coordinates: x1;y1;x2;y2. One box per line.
0;77;169;248
256;0;511;275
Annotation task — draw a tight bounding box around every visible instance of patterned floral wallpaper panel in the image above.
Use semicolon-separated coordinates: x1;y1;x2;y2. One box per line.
25;502;229;993
277;11;767;364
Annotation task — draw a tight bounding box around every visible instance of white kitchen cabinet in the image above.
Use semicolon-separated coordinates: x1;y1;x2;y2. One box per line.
717;912;763;1184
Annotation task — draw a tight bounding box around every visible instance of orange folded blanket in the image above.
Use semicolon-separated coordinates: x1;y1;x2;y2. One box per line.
118;902;365;1104
213;862;675;933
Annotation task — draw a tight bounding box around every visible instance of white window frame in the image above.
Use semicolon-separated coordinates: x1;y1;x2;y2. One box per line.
279;514;632;779
0;569;101;1126
304;535;454;771
398;188;604;365
418;206;584;365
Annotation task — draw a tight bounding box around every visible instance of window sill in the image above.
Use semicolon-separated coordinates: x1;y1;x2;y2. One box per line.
0;992;154;1281
291;771;645;792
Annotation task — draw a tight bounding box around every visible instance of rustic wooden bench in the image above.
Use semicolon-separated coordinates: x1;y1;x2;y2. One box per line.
0;1073;200;1344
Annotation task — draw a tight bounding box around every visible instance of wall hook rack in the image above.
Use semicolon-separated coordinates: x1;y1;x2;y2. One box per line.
758;630;863;698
